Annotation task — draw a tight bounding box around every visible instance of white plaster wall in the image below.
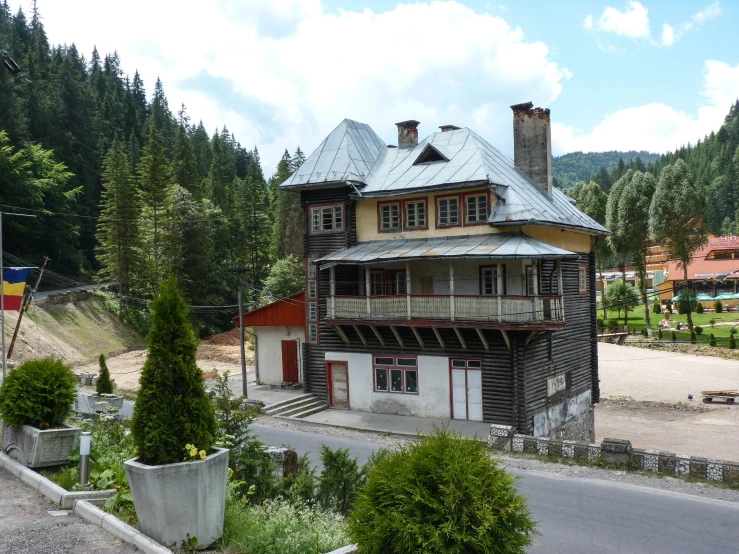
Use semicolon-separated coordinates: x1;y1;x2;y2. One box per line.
255;326;304;386
324;352;451;418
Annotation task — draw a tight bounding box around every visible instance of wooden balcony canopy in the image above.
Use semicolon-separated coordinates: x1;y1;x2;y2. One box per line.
315;232;576;267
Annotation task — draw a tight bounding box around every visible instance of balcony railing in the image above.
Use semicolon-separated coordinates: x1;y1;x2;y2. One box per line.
327;294;564;325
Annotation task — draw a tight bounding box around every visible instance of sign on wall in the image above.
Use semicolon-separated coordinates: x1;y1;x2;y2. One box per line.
547;373;569;397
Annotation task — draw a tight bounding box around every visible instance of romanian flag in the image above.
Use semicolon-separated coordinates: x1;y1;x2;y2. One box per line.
2;268;30;311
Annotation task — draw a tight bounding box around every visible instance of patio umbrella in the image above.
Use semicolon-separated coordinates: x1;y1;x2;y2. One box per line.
670;295;681;302
714;292;735;300
696;293;715;301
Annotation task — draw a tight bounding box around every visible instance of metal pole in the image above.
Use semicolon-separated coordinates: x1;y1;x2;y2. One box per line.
8;256;47;359
1;211;5;380
237;277;247;399
76;431;92;489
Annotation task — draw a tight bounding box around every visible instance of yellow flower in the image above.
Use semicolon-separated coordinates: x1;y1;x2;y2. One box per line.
199;450;206;460
185;444;193;450
189;448;198;458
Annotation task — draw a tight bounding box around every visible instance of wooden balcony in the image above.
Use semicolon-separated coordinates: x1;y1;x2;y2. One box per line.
326;294;565;329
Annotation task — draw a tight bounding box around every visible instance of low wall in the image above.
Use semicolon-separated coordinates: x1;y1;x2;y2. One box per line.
41;290;92;305
488;424;739;484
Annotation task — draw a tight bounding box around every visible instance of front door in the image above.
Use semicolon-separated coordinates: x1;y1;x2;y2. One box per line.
328;362;349;409
451;359;483;421
281;340;299;383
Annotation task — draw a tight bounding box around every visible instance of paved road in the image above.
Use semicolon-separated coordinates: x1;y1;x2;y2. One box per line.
34;283;110;300
251;423;739;554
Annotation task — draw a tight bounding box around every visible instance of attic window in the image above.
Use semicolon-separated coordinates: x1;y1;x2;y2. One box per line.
413;144;448;165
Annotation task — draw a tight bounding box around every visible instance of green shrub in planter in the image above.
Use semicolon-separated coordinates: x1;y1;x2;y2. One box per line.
96;353;114;395
696;303;704;314
672;331;677;342
348;427;537;553
731;335;737;349
653;300;661;314
709;333;717;347
694;326;703;335
715;300;723;313
0;357;77;429
131;277;217;465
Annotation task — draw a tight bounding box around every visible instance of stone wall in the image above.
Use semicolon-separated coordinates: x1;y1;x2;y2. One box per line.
488;424;739;485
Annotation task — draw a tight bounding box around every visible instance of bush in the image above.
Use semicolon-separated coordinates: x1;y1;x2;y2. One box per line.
348;427;537;553
731;327;738;335
694;326;703;335
731;335;737;349
653;299;661;314
597;317;605;330
131;277;217;465
96;353;114;394
606;318;621;331
715;300;723;313
658;329;663;340
690;331;697;343
709;333;717;347
677;290;696;316
696;303;704;314
317;446;366;516
672;331;677;342
0;357;77;429
222;493;349;554
666;301;672;314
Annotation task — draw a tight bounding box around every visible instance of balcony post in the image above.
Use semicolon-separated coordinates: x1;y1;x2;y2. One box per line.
406;262;411;320
449;263;455;321
556;259;565;322
365;267;371;318
497;263;503;323
330;266;336;319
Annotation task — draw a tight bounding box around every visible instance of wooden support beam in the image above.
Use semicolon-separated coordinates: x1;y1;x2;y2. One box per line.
500;329;511;351
333;325;351;345
432;327;445;348
370;325;385;346
411;327;424;348
453;327;466;349
390;326;404;347
353;325;367;346
476;328;489;350
524;330;538;348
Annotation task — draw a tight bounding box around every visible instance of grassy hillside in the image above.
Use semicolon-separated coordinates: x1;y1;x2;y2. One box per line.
553;151;660;189
3;295;145;366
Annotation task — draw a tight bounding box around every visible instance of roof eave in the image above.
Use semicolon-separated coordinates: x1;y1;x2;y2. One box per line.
279;180;359;191
357;179;492;199
491;218;611;236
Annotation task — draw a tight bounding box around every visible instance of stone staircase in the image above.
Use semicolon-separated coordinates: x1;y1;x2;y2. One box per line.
263;394;328;419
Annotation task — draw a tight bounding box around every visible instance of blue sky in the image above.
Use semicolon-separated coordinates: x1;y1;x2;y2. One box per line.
17;0;739;173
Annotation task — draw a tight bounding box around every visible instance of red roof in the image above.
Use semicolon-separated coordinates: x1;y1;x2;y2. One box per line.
233;291;305;328
666;234;739;280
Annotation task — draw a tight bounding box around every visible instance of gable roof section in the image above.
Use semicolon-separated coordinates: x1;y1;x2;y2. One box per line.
280;119;386;188
233;291;305;328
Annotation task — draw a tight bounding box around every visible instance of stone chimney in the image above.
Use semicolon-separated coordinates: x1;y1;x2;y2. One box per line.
396;120;420;148
439;125;460;132
510;102;552;197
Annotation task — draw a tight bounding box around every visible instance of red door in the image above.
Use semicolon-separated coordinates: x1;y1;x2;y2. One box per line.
281;340;299;383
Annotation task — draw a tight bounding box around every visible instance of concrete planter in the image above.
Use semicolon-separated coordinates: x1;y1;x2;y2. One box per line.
1;423;80;468
77;393;125;414
124;447;229;549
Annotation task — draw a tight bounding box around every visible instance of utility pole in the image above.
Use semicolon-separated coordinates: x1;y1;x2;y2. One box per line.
8;256;48;359
229;267;248;398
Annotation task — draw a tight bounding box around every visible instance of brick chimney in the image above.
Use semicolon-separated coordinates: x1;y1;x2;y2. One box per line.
439;125;460;132
396;120;420;148
510;102;552;197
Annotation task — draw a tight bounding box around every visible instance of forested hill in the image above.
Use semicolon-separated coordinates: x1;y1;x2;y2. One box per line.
553;151;660;189
0;3;305;335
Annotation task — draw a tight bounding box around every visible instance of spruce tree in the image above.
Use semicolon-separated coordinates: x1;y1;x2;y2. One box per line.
96;134;141;316
131;277;217;465
171;104;200;196
96;353;114;394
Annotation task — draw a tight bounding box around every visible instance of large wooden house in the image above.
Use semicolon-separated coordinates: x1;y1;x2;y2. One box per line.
279;103;608;441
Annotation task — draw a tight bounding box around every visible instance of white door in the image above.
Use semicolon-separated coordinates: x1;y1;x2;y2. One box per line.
466;370;483;421
452;369;467;419
330;363;349;409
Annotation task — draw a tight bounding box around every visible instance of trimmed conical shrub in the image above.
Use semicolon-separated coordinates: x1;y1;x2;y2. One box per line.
96;353;114;394
658;329;663;340
690;330;697;343
672;331;677;342
131;277;217;465
730;335;736;349
709;333;717;347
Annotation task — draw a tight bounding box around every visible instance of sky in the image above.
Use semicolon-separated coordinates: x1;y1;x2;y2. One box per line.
11;0;739;174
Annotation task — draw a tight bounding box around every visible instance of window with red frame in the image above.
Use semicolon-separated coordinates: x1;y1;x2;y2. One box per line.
465;193;488;224
373;355;418;394
437;196;459;227
404;200;427;229
379;202;400;232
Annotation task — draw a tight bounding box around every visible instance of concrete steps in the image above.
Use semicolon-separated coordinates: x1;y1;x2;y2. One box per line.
263;394;328;418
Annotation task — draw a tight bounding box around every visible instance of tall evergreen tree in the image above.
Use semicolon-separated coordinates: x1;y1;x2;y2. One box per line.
170;104;199;196
96;134;140;316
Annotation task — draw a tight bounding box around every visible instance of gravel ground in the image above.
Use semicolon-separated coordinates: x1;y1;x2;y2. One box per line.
0;469;135;554
254;415;739;504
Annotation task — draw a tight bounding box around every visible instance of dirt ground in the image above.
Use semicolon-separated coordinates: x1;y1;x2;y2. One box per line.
597;342;739;461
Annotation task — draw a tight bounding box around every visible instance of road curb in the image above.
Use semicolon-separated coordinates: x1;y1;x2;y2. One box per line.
74;500;172;554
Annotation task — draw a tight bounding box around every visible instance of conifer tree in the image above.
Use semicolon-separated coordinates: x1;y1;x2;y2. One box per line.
96;134;141;315
170;104;199;196
138;123;171;293
131;277;217;465
96;353;114;394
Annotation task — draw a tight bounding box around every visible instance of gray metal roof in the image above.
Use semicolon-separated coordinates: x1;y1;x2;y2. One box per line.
280;120;608;235
280;119;387;187
315;232;576;265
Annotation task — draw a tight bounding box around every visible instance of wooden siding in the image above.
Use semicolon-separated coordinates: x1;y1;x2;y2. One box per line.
235;291;305;327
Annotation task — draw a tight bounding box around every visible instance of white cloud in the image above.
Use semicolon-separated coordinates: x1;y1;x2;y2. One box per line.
661;24;675;46
693;1;721;24
552;60;739;155
592;1;651;39
583;15;593;30
20;0;570;173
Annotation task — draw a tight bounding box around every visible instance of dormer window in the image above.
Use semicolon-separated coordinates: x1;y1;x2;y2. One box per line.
413;144;449;165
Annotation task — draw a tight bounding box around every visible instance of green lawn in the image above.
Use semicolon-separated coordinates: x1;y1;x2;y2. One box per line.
599;305;739;347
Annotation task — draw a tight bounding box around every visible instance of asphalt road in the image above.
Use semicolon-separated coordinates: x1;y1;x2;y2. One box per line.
34;283;109;300
251;423;739;554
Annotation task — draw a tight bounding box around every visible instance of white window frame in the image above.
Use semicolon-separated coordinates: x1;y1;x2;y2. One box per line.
579;266;588;293
437;196;459;227
379;202;400;232
308;301;317;322
404;200;427;229
481;267;498;296
373;355;418;394
465;193;488;224
310;204;344;234
308;323;318;343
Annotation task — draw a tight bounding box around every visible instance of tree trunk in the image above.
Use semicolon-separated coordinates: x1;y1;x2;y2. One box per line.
622;259;628;329
684;265;693;330
640;266;651;337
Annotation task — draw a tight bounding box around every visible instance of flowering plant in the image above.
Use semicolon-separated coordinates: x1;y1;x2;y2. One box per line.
184;443;207;461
